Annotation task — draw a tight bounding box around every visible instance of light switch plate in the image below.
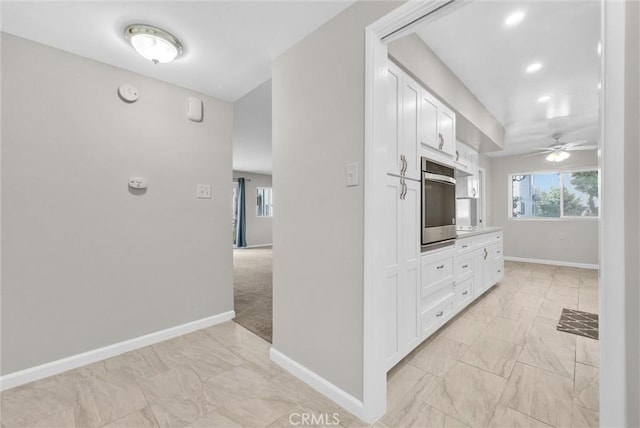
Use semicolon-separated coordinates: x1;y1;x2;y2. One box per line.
196;184;211;199
346;162;359;187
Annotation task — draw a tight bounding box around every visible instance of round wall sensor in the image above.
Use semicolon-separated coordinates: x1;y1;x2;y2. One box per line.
118;84;139;102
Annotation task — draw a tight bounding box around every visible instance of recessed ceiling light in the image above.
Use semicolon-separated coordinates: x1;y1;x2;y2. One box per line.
526;62;542;73
124;24;183;64
537;95;552;103
504;11;525;27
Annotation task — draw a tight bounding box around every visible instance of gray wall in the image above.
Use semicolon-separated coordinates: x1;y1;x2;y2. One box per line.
388;34;504;152
488;150;599;266
272;1;400;400
1;34;233;374
233;80;272;175
233;171;273;247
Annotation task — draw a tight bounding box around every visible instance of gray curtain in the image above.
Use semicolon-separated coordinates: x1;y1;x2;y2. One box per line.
236;178;247;248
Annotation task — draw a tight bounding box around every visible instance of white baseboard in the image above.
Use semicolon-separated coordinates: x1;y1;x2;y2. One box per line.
241;244;273;249
504;256;598;270
269;348;370;423
0;310;235;391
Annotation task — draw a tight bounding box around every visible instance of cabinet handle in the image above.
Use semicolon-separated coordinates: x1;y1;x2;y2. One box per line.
436;264;445;270
462;290;468;295
438;133;445;150
400;154;407;176
462;264;468;269
472;188;477;197
400;179;407;200
436;311;444;317
496;236;501;239
462;244;468;249
484;248;488;260
497;250;501;254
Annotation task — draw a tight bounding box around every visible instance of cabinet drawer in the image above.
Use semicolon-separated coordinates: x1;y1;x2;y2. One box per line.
421;280;455;310
493;260;505;283
421;295;455;340
488;243;503;261
455;277;474;309
422;255;454;289
456;238;474;254
455;254;473;278
474;231;503;248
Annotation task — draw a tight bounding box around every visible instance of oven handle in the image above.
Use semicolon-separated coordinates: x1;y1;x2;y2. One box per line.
424;173;456;185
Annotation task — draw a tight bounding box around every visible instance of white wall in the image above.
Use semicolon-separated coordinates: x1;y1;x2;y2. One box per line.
1;34;233;375
233;80;272;175
388;34;504;152
233;171;272;247
272;1;400;401
489;150;599;266
624;0;640;423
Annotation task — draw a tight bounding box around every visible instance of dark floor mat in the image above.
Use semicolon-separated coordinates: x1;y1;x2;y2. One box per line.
557;308;599;340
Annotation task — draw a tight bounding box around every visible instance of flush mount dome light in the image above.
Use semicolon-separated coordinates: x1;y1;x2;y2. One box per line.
124;24;183;64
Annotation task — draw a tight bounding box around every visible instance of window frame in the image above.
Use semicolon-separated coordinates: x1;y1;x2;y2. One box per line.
255;186;273;218
507;166;599;221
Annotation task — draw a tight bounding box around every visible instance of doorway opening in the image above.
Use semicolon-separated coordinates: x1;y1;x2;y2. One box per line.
231;79;274;343
364;0;603;424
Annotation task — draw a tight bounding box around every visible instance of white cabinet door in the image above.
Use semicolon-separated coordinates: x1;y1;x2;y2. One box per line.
383;174;420;370
385;62;402;177
438;106;456;157
401;75;421;180
419;89;439;152
399;179;420;353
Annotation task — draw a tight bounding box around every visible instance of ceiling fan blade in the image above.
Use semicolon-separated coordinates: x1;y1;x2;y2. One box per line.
567;145;598;151
562;139;590;147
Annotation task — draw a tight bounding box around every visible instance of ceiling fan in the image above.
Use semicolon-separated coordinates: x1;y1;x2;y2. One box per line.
531;134;598;163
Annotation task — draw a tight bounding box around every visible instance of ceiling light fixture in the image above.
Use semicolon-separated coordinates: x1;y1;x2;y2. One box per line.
526;62;542;73
537;95;552;103
546;150;570;163
504;11;525;27
124;24;183;64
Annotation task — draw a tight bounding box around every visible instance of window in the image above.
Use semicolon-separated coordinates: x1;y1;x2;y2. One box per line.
510;170;598;219
256;187;273;217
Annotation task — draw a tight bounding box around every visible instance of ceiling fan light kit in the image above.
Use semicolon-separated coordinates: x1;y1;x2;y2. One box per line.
546;150;570;162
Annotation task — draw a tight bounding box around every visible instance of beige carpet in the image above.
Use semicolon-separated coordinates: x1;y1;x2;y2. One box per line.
233;246;273;343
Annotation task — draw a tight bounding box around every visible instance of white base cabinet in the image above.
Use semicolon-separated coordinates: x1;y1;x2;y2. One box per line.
414;229;503;347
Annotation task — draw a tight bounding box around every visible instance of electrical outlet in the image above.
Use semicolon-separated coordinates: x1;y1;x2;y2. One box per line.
196;184;211;199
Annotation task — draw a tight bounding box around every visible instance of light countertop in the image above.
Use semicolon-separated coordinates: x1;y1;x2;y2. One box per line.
456;226;503;238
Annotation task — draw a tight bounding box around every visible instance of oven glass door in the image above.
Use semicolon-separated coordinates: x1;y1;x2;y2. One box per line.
423;179;456;228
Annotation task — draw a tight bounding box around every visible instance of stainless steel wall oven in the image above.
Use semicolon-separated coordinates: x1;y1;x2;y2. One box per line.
421;158;457;249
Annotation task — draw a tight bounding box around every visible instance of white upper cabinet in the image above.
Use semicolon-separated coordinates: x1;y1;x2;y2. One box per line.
400;75;421;180
385;61;421;180
419;89;439;154
419;88;457;163
437;106;456;157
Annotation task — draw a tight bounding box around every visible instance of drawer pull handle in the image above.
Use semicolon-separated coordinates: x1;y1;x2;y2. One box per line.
497;269;502;273
462;264;469;269
462;245;468;248
436;310;444;317
497;251;501;254
496;236;501;239
462;290;468;295
436;264;445;270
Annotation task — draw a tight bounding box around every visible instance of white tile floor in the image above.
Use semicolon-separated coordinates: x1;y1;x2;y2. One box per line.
0;261;599;427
